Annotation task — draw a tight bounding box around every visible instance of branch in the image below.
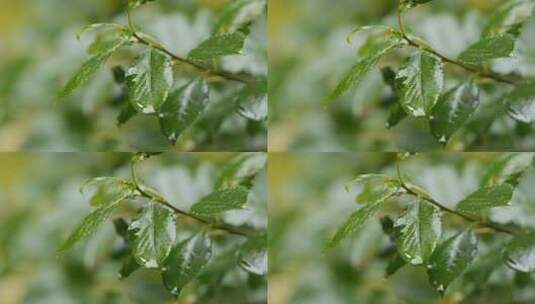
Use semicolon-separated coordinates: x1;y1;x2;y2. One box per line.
130;161;254;238
396;8;519;86
394;163;518;236
125;10;255;84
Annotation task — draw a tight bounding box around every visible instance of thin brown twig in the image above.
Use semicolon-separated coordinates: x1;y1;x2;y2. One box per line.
396;8;518;86
395;163;518;236
129;161;253;237
126;9;255;84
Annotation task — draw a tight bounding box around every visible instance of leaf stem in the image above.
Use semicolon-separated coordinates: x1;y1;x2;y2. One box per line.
396;7;518;85
129;160;253;237
395;162;518;236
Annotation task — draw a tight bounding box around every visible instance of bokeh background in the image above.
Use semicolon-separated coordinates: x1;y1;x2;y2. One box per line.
268;0;535;151
0;152;267;304
0;0;267;151
269;152;535;304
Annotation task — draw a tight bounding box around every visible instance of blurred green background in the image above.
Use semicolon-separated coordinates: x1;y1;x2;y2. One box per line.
268;152;535;304
0;152;267;303
268;0;535;151
0;0;267;151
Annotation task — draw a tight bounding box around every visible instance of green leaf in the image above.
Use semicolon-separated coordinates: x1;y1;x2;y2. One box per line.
505;83;535;123
216;0;266;33
326;199;386;250
386;253;407;277
429;80;480;144
126;48;173;114
349;174;401;205
128;0;156;8
327;35;402;102
118;255;141;280
236;77;268;121
427;230;478;294
216;152;267;189
483;0;535;38
386;103;408;129
503;231;535;273
400;0;434;10
188;33;246;61
394;201;442;265
190;186;249;216
395;51;444;117
59;203;118;251
76;23;125;40
482;153;535;186
456;184;514;214
128;202;176;268
238;235;267;275
458;34;516;65
81;177;134;207
158;78;210;144
161;232;212;296
117;103;138;126
62;37;126;97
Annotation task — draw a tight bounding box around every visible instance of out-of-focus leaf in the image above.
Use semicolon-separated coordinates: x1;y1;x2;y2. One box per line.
427;230;478;294
217;0;266;33
394;201;442;265
458;34;515;65
505;84;535;124
81;177;134;207
400;0;434;10
483;0;535;38
429;80;480;144
350;174;401;205
126;48;173;114
128;0;157;9
159;78;210;144
190;186;249;216
456;184;514;214
128;202;176;268
386;253;407;277
238;235;267;275
188;33;246;61
216;152;267;189
481;153;535;186
395;51;443;117
503;231;535;273
118;255;141;280
161;233;212;296
386;103;407;129
62;37;126;97
236;77;268;121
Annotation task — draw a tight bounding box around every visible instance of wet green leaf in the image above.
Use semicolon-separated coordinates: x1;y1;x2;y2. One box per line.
238;235;267;275
503;231;535;273
400;0;434;10
394;201;442;265
505;83;535;124
427;230;478;294
395;51;444;117
126;48;173;114
161;233;212;296
429;80;480;144
159;78;210;144
128;202;176;268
